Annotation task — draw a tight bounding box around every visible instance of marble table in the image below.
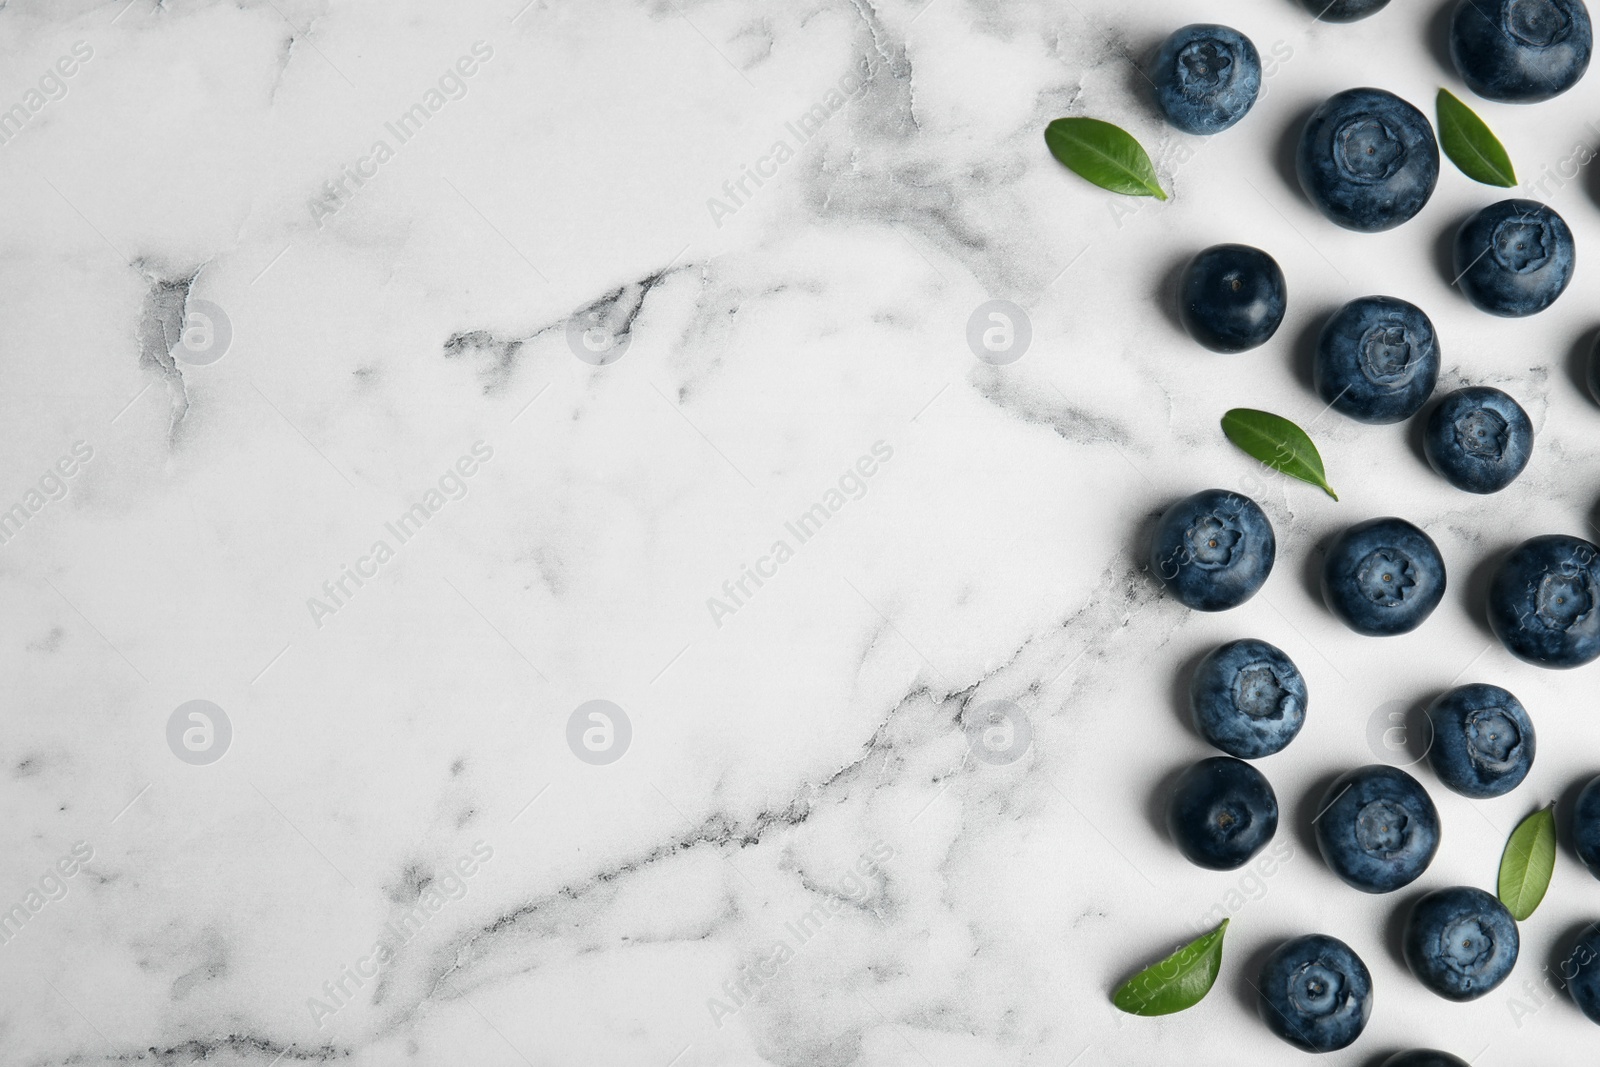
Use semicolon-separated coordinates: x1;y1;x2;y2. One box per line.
2;0;1599;1063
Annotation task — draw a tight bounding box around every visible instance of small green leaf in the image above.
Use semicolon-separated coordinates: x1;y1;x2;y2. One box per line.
1437;89;1517;188
1044;117;1167;201
1112;919;1228;1016
1220;409;1338;500
1499;804;1556;921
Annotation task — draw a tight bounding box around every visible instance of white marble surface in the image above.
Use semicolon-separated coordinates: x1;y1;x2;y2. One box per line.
4;0;1600;1063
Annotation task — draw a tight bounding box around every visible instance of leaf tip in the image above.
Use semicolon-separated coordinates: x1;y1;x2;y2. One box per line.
1323;484;1339;502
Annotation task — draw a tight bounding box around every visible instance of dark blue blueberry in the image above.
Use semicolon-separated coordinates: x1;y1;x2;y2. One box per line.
1450;0;1592;103
1487;535;1600;667
1256;934;1372;1053
1314;765;1441;893
1425;684;1535;798
1166;756;1279;870
1303;0;1391;20
1322;518;1447;636
1424;387;1534;493
1454;199;1575;317
1315;296;1440;424
1297;88;1438;232
1150;489;1276;611
1567;925;1600;1023
1380;1053;1471;1067
1403;886;1519;1000
1150;25;1261;135
1178;244;1286;352
1573;774;1600;879
1189;639;1307;758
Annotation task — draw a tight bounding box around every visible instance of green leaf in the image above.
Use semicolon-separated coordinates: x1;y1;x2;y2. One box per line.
1499;804;1556;921
1112;919;1228;1016
1437;89;1517;188
1044;117;1167;201
1220;409;1338;501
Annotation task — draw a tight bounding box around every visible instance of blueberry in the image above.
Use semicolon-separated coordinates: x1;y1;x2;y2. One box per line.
1487;535;1600;667
1166;756;1279;870
1256;934;1373;1053
1573;774;1600;879
1403;886;1519;1000
1178;244;1286;352
1314;765;1441;893
1425;684;1535;798
1454;199;1575;317
1189;639;1307;758
1424;387;1534;493
1568;925;1600;1023
1322;518;1447;636
1149;25;1261;135
1379;1053;1472;1067
1314;296;1440;424
1297;88;1439;232
1303;0;1391;20
1450;0;1592;103
1150;489;1276;611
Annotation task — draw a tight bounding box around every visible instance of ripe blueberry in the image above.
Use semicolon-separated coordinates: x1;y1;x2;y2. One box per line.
1297;87;1438;232
1403;886;1519;1000
1178;244;1286;352
1450;0;1592;103
1454;199;1575;317
1314;296;1440;424
1487;534;1600;667
1314;765;1441;893
1572;774;1600;879
1189;639;1307;759
1322;518;1447;636
1424;387;1533;493
1256;934;1372;1052
1150;489;1276;611
1149;25;1261;135
1425;684;1535;799
1166;756;1279;870
1379;1054;1472;1067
